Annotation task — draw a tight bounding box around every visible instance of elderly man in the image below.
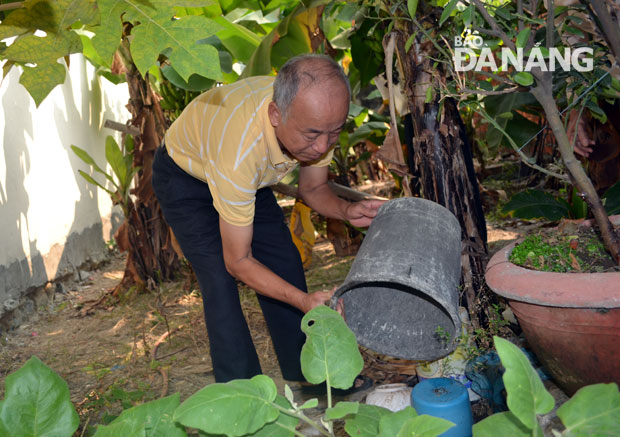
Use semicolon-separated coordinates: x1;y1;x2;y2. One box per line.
152;54;384;383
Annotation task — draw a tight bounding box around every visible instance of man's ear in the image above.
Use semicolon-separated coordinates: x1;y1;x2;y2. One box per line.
268;102;282;127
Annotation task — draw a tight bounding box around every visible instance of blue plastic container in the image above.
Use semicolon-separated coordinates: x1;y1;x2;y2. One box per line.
411;377;473;437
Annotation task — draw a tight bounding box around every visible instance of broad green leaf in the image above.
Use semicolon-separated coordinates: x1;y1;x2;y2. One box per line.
602;180;620;215
0;401;7;436
0;0;97;105
349;121;389;146
0;0;97;40
213;16;261;63
565;26;585;38
378;406;417;437
93;420;146;437
94;393;185;437
483;92;538;150
248;395;298;437
350;20;383;87
271;17;313;68
241;5;299;77
173;375;279;436
242;3;325;76
514;72;534;86
439;0;459;26
325;401;359;421
161;65;214;92
587;100;608;124
462;4;474;27
130;15;223;81
344;404;391;437
105;136;128;190
397;414;455;437
0;356;79;437
494;337;554;430
501;189;570;221
19;61;67;107
557;383;620;436
407;0;418;18
300;306;364;389
473;411;531;437
79;32;110;68
93;1;223;81
516;28;531;48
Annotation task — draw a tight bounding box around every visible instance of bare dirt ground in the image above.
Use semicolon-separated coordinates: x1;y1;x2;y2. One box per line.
0;221;525;435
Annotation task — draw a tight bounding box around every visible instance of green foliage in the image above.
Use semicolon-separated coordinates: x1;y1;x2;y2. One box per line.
93;0;223;81
509;234;575;272
300;297;364;390
94;394;185;437
0;0;98;106
0;356;79;437
602;180;620;215
502;184;620;222
0;307;456;436
483;92;540;153
495;338;554;430
557;384;620;435
241;2;324;78
72;135;139;217
378;407;417;436
397;415;456;437
173;375;280;435
502;189;571;221
473;337;620;437
343;403;392;436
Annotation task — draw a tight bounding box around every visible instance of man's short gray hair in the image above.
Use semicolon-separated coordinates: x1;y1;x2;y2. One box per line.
273;54;350;119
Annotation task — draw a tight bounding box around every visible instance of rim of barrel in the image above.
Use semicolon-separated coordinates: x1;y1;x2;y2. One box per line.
376;198;461;229
330;280;460;323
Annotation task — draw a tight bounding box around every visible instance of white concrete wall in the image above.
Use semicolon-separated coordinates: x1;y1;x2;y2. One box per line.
0;55;130;318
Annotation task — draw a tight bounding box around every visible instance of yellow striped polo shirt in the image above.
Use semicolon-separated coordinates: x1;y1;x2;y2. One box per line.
164;76;333;226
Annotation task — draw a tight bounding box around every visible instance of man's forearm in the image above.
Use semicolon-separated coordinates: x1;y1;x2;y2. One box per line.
228;255;308;311
299;181;350;221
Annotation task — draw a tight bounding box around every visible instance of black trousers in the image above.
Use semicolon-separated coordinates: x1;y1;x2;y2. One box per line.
151;145;307;382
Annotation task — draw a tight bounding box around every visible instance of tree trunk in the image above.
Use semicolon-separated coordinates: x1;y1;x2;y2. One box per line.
114;39;180;289
393;30;489;329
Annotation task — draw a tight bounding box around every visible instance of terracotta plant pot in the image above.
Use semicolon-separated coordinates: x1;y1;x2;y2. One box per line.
485;216;620;395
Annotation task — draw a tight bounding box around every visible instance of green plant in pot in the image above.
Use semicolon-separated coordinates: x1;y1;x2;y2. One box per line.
433;1;620;395
474;336;620;436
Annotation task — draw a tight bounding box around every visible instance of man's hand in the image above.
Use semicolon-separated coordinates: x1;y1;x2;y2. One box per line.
300;286;346;316
301;289;334;313
567;110;595;157
344;199;387;228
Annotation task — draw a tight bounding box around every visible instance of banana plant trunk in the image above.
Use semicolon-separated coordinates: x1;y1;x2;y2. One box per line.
393;31;489;329
114;40;180;289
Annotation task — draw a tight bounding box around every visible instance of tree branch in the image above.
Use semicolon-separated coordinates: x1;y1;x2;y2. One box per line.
471;0;516;51
546;0;554;50
0;2;23;12
104;119;141;136
461;86;522;95
589;0;620;66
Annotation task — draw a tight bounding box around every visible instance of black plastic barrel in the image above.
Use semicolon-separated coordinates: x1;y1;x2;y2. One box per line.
332;197;462;360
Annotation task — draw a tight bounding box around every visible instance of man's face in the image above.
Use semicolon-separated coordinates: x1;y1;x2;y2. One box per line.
269;81;349;163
